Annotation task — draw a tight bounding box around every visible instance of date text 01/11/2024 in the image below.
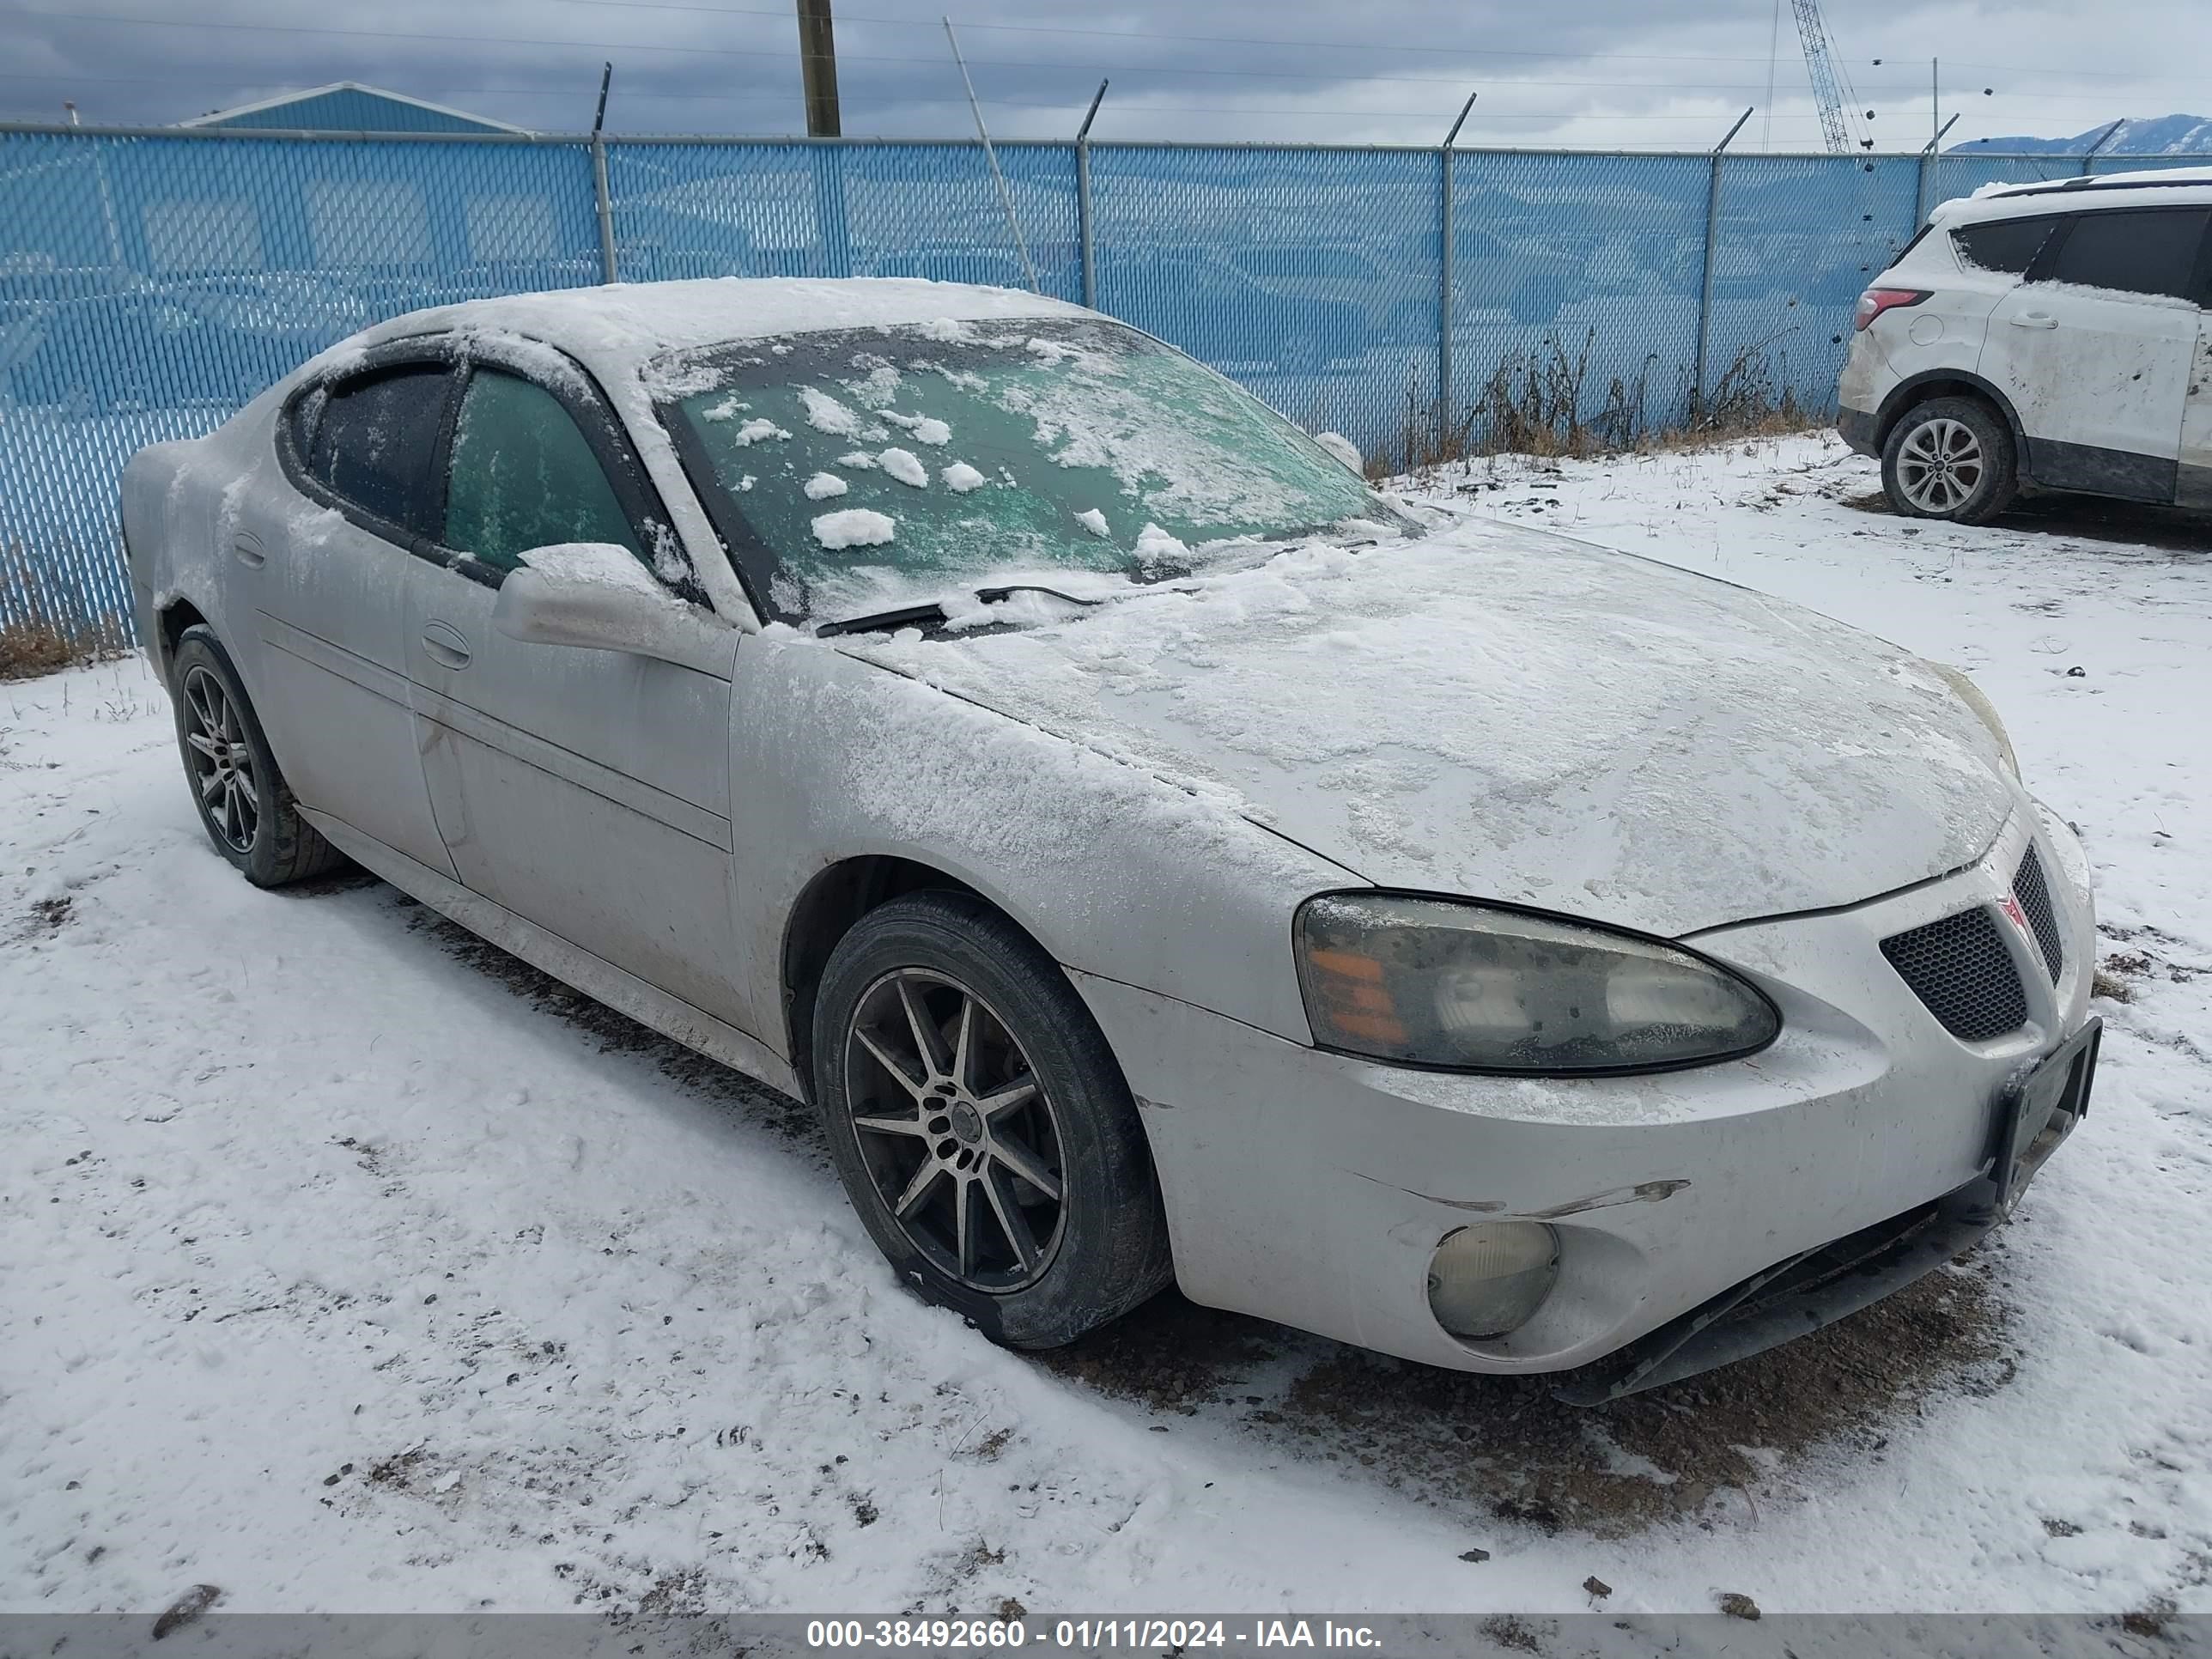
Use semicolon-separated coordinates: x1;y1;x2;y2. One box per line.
805;1619;1384;1649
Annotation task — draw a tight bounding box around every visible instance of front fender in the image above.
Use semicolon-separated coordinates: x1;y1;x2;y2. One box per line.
727;631;1359;1060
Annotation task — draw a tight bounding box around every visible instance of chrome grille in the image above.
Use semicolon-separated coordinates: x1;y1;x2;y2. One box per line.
2012;843;2065;984
1881;907;2030;1042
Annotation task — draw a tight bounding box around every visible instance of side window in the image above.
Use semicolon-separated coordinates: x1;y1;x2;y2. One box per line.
304;364;450;537
442;369;645;574
1951;216;2060;277
2039;208;2212;302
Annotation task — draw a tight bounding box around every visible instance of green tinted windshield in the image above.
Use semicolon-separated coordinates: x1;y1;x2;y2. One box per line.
662;317;1407;623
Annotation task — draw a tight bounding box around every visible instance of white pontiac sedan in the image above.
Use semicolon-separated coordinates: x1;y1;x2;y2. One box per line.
121;279;2098;1400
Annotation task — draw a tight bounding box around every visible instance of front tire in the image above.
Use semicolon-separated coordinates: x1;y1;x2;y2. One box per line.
1881;396;2018;524
811;891;1173;1348
168;624;344;887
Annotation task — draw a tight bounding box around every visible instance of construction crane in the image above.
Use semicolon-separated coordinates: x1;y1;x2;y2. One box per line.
1789;0;1868;154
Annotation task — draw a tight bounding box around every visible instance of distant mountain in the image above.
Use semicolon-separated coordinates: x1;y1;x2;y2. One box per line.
1949;114;2212;155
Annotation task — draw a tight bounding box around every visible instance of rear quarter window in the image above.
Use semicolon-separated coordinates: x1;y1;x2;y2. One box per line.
1951;216;2064;277
298;363;451;537
2040;206;2212;301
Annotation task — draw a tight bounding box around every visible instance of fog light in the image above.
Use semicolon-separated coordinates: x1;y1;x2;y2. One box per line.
1427;1222;1560;1340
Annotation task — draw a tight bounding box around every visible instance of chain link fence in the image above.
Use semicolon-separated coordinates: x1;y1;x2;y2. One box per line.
1;123;2201;641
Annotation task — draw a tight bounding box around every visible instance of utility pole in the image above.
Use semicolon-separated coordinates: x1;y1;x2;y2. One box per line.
1930;58;1940;151
797;0;841;137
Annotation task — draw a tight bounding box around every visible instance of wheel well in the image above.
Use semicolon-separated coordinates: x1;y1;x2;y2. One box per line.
781;857;993;1099
1876;377;2019;453
156;599;208;678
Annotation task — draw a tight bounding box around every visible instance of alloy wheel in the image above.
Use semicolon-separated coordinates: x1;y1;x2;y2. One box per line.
843;968;1067;1293
1896;416;1985;514
181;665;259;854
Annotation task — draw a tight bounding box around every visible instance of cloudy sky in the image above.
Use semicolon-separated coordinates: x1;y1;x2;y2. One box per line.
2;0;2205;151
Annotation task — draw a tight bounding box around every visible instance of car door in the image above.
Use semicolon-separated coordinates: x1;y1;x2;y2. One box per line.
254;351;461;878
1983;205;2212;502
399;348;750;1029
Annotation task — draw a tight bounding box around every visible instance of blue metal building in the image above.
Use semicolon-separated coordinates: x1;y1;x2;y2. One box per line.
181;83;523;137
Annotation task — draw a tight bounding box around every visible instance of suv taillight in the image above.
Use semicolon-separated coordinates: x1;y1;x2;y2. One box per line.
1855;288;1931;331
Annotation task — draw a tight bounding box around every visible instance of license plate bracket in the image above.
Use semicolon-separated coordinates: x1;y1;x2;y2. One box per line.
1992;1017;2100;1213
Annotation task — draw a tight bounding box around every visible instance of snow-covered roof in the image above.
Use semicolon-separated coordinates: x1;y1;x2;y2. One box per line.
181;82;525;135
349;277;1089;388
1942;164;2212;223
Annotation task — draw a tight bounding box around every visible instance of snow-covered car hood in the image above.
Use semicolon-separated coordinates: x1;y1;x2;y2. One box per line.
838;514;2018;938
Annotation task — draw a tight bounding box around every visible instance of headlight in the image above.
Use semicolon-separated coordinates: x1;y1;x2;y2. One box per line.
1928;661;2019;780
1295;894;1779;1073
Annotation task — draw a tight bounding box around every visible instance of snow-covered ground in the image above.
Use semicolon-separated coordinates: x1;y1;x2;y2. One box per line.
4;434;2209;1626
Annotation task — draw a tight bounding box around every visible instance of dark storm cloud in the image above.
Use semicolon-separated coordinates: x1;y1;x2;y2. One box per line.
1;0;2203;150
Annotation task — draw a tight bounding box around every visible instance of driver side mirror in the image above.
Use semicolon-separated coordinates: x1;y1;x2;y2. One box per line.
492;543;737;676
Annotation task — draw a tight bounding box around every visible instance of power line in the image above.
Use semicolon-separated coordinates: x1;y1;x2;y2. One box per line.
501;0;1820;67
5;10;1780;89
0;73;1851;125
396;0;2212;84
16;8;2192;101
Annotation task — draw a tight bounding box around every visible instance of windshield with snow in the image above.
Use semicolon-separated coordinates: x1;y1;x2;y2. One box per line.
660;317;1413;627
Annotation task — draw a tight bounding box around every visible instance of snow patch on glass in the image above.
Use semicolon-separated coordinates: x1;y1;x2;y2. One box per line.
800;386;864;436
878;448;928;489
1133;522;1188;563
812;508;896;549
883;410;952;446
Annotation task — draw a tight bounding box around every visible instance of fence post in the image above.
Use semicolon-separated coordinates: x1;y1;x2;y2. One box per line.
2082;118;2124;176
1915;113;1958;225
590;64;618;283
1691;106;1753;424
1076;81;1108;308
1437;94;1476;455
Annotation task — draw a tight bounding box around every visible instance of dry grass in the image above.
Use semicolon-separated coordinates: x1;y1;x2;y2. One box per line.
0;621;89;681
1372;327;1820;480
1;541;130;680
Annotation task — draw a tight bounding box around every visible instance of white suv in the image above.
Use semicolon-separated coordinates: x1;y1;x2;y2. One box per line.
1838;167;2212;522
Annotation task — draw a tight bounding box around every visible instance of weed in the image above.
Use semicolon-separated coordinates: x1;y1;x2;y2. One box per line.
2;541;129;680
1381;330;1817;477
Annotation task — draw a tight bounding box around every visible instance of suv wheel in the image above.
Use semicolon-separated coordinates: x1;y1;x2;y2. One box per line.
811;891;1173;1349
1881;396;2018;524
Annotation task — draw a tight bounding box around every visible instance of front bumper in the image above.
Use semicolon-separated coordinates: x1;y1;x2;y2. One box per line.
1554;1013;2096;1402
1072;805;2095;1378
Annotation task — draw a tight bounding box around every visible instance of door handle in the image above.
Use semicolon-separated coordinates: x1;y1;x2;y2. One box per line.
2010;312;2059;330
233;533;265;568
421;622;471;670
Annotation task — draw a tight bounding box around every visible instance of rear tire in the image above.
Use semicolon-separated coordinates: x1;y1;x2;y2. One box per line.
1881;396;2018;524
168;624;345;888
811;890;1173;1349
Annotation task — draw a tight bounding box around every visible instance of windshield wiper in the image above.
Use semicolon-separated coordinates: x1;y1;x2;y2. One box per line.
816;585;1111;638
812;600;953;638
817;572;1224;639
973;582;1109;607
